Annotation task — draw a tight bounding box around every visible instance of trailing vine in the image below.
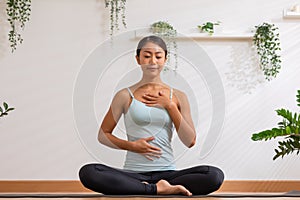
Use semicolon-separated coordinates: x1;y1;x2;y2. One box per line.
253;22;282;81
6;0;31;52
104;0;126;36
251;90;300;160
150;21;178;71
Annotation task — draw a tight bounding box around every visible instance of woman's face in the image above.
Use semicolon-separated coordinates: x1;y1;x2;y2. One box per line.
136;42;167;76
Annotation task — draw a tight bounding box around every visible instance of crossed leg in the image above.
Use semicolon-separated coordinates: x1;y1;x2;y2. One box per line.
79;164;224;196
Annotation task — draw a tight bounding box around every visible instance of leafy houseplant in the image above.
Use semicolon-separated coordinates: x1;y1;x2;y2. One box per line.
251;90;300;160
197;21;221;35
0;102;15;118
150;21;178;71
6;0;31;52
104;0;127;36
253;22;281;81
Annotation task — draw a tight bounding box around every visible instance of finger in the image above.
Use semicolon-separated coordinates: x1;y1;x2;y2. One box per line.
149;145;161;152
142;100;156;105
148;151;161;157
145;136;155;142
145;138;162;152
144;94;161;101
149;153;161;158
143;152;161;160
143;154;154;161
147;147;162;154
142;95;156;101
144;93;158;98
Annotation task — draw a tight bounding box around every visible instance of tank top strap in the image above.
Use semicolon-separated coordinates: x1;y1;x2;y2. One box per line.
170;87;173;100
127;88;134;98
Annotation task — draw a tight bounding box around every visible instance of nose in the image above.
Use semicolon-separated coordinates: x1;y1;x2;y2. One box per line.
150;55;157;64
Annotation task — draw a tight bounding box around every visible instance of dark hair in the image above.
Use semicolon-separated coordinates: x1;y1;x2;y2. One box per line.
136;35;168;58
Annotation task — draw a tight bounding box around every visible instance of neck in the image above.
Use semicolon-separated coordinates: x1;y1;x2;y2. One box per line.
138;75;163;86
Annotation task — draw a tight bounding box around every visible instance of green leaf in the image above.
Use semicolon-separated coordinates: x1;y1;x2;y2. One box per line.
251;89;300;160
285;126;291;134
6;108;15;112
3;102;8;110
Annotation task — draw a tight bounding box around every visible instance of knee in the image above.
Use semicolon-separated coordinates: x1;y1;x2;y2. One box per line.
78;163;97;186
209;166;224;192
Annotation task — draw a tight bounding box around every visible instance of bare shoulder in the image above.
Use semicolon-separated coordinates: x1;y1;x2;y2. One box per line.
111;88;131;110
115;88;130;97
172;88;190;111
173;88;188;102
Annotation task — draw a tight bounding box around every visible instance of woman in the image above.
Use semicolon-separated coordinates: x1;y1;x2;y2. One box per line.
79;35;224;196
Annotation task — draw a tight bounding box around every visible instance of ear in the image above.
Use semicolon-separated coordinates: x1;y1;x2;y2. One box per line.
135;55;141;65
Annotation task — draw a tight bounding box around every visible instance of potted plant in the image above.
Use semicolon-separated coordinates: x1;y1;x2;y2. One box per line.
104;0;127;36
150;21;178;71
6;0;31;52
197;21;221;35
252;22;282;81
0;102;15;118
251;90;300;160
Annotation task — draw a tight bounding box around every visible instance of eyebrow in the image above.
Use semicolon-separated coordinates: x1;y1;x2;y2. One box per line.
142;50;163;54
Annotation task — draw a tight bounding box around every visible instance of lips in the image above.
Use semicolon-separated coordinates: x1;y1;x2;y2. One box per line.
147;67;158;70
145;65;159;70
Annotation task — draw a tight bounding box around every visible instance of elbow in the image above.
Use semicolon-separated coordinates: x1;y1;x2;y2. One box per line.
187;136;196;148
98;131;105;145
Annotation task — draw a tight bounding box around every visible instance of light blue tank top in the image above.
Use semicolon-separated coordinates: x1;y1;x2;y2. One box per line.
123;87;176;172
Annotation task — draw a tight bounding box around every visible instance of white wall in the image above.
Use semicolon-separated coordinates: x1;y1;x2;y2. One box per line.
0;0;300;180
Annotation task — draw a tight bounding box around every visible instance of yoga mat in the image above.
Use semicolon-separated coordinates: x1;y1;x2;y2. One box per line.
0;191;300;198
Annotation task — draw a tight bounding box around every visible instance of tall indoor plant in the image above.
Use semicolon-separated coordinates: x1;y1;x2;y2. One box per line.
251;90;300;160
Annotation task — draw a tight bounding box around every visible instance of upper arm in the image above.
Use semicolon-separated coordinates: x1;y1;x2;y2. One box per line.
99;89;129;134
175;90;196;131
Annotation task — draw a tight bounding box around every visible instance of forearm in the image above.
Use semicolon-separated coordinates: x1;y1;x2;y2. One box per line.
98;130;134;151
166;103;196;148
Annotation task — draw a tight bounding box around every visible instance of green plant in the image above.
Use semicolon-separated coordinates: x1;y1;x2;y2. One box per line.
150;21;178;71
251;90;300;160
6;0;31;52
197;21;221;35
104;0;127;36
253;22;281;81
0;102;15;118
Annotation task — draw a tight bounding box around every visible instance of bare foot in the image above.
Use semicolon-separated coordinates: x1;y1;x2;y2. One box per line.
156;180;192;196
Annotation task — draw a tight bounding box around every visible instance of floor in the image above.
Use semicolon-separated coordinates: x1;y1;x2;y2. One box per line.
0;197;300;200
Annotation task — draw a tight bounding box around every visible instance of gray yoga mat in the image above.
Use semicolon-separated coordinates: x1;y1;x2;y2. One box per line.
0;191;300;198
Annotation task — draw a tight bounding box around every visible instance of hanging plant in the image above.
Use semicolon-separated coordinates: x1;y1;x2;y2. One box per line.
104;0;127;36
0;102;15;118
253;22;281;81
150;21;178;71
6;0;31;52
251;90;300;160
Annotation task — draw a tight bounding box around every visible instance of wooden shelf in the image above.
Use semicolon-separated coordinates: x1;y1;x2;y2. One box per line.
183;33;253;41
133;30;253;41
283;9;300;19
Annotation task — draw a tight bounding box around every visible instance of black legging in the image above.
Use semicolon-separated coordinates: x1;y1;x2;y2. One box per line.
79;163;224;195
